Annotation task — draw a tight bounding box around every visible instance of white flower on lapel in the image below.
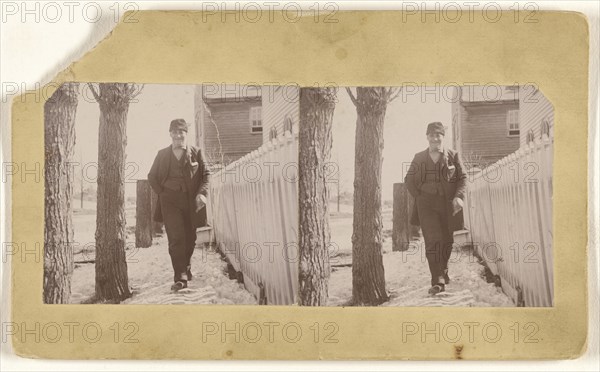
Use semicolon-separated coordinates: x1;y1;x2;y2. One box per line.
447;164;456;179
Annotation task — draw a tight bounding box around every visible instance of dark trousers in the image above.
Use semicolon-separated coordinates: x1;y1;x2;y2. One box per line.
159;189;196;282
416;193;454;286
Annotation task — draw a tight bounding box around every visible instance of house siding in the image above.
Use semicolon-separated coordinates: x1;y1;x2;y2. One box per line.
262;86;299;143
451;98;462;154
519;85;554;147
194;85;263;165
459;101;520;165
194;85;205;150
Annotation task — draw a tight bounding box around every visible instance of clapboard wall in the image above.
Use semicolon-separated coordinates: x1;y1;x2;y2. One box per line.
519;85;554;147
262;86;299;144
455;101;520;166
195;91;263;166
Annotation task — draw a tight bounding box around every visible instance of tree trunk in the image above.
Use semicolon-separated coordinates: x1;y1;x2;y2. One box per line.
135;179;153;247
351;87;389;305
298;87;337;306
43;83;79;304
392;183;412;251
93;83;133;302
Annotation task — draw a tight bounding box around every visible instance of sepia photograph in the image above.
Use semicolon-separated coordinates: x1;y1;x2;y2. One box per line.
6;5;589;363
44;83;268;305
300;85;554;307
43;83;553;307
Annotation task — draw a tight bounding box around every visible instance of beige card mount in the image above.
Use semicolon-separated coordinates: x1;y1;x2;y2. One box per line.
9;10;588;359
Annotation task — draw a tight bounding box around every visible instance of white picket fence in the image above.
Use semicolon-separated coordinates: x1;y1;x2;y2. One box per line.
207;129;299;305
465;134;553;307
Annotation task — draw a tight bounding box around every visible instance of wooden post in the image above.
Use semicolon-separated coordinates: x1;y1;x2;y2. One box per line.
135;180;153;248
151;190;163;235
392;183;414;251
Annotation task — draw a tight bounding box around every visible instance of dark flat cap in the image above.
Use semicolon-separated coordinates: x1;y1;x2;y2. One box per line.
169;118;189;132
426;122;445;136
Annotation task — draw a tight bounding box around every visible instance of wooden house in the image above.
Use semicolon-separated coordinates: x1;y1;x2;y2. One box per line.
451;86;521;169
194;85;263;167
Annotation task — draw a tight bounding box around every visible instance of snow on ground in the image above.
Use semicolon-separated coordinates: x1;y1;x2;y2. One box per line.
327;204;515;307
69;208;256;305
122;237;257;305
69;201;512;307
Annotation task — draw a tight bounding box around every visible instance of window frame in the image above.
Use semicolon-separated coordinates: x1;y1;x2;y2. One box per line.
506;109;520;137
249;106;263;134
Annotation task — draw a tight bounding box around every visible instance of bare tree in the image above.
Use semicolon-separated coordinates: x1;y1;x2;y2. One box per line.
88;83;142;302
44;83;79;304
346;87;402;305
298;87;337;306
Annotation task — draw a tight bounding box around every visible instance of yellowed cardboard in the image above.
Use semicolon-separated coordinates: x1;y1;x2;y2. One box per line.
11;10;588;359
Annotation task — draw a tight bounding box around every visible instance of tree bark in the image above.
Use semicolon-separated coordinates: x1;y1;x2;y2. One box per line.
135;179;153;247
44;83;79;304
298;87;337;306
392;183;412;251
349;87;389;305
91;83;138;302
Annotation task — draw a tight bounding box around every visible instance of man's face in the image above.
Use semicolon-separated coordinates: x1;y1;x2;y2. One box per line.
427;131;444;151
170;129;187;148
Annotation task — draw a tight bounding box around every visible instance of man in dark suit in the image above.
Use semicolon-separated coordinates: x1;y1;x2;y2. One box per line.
404;122;467;295
148;119;210;291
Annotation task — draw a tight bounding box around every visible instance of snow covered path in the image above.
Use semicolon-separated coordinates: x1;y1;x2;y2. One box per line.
70;234;257;305
69;205;512;307
123;237;257;305
326;206;515;307
327;240;515;307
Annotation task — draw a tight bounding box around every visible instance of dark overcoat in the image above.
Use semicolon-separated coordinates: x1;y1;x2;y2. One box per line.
147;145;210;228
404;147;467;232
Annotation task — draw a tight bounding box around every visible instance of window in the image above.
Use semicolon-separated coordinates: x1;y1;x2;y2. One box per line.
269;127;278;140
540;118;551;138
507;109;520;136
526;129;535;144
284;115;294;133
250;106;262;133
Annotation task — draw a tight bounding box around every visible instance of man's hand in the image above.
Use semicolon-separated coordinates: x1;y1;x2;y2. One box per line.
195;194;207;212
452;197;463;216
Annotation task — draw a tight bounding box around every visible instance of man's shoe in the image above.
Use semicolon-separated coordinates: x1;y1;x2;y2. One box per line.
171;281;188;291
428;284;445;295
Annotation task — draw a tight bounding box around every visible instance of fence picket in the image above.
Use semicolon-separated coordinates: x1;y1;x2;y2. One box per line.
207;131;299;305
468;138;553;307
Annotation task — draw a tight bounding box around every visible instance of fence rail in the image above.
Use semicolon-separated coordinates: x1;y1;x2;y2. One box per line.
207;129;299;305
465;134;553;307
